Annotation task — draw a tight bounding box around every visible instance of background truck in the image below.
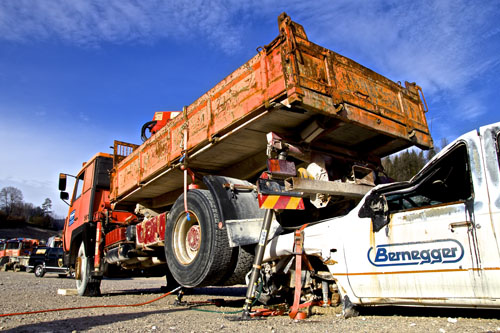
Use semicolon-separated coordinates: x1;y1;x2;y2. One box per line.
263;122;500;309
58;13;432;297
0;240;6;267
2;238;39;272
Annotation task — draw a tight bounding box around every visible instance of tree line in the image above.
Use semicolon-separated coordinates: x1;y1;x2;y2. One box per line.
382;138;449;182
0;186;58;229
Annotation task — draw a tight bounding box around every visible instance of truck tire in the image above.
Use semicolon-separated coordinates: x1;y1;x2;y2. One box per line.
76;242;101;296
165;190;233;287
34;265;46;278
217;246;254;286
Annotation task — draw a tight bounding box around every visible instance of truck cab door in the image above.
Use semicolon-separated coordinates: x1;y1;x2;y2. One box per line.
63;160;96;252
345;138;500;303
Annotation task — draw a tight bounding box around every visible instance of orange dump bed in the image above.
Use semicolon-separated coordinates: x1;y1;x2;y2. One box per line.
110;13;432;208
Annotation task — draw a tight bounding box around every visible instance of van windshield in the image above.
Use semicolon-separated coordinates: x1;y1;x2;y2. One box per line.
385;143;472;212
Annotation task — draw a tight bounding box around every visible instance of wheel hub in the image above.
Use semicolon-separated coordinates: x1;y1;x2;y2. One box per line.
186;225;200;252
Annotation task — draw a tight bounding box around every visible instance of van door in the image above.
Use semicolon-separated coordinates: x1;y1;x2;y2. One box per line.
477;123;500;297
346;137;500;303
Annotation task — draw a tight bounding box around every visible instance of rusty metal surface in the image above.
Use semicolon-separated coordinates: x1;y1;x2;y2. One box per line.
110;13;432;207
285;177;372;198
136;213;166;247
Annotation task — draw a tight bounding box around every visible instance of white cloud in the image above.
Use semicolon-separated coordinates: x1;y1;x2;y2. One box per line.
2;0;497;93
78;112;89;122
0;0;248;53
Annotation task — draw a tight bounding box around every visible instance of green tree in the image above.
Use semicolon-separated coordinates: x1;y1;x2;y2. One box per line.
42;198;52;216
382;149;427;182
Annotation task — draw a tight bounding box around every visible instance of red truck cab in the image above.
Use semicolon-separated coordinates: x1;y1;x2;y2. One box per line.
0;240;6;258
5;238;38;257
2;238;39;271
60;153;114;260
60;152;137;295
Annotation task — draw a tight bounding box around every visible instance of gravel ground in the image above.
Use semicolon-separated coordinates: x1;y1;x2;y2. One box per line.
1;270;500;332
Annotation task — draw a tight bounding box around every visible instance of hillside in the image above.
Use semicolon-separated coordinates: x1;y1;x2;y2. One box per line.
0;225;61;241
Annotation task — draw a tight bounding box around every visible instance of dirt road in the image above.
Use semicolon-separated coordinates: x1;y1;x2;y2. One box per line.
1;271;499;332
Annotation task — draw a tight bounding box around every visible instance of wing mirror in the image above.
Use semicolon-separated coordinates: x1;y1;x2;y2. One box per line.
59;173;67;191
358;192;390;232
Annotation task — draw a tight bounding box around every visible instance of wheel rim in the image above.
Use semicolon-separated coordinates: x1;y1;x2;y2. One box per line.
76;245;85;289
75;256;82;281
173;211;201;265
35;266;42;276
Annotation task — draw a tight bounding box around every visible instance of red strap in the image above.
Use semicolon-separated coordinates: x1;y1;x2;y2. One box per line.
289;228;304;319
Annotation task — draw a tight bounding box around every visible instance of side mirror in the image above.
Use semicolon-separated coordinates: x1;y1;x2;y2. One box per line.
358;192;390;232
60;192;69;201
59;173;67;191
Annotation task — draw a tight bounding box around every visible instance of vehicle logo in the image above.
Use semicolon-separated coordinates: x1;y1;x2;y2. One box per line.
69;210;76;226
367;239;464;267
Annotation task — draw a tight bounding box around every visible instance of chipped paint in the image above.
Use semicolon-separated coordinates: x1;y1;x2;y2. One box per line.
400;204;463;223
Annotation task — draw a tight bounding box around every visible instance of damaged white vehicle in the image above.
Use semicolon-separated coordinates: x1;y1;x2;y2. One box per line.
262;122;500;309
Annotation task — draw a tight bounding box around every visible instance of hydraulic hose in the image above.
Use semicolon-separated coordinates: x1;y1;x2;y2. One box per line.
141;120;157;142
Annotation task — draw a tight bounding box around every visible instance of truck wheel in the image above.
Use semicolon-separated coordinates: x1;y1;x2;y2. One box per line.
34;265;46;278
165;190;233;287
165;266;180;290
217;246;254;286
76;242;101;296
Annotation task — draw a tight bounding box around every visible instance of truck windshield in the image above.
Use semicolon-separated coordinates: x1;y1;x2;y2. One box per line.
72;172;85;203
6;242;20;250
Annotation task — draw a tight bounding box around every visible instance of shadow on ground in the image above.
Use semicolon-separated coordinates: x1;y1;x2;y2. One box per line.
103;285;247;298
3;308;187;333
358;305;500;320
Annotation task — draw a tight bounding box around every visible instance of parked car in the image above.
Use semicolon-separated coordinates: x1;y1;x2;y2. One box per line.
27;247;70;278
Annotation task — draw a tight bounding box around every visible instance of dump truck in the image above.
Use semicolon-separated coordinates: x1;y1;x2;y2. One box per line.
58;13;432;297
263;122;500;310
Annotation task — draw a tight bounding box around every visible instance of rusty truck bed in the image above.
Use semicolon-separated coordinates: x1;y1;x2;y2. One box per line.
110;13;432;209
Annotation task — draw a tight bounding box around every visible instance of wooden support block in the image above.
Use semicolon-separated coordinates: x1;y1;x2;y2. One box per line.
57;289;78;296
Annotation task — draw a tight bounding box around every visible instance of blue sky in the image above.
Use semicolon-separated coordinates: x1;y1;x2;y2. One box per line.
0;0;499;217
